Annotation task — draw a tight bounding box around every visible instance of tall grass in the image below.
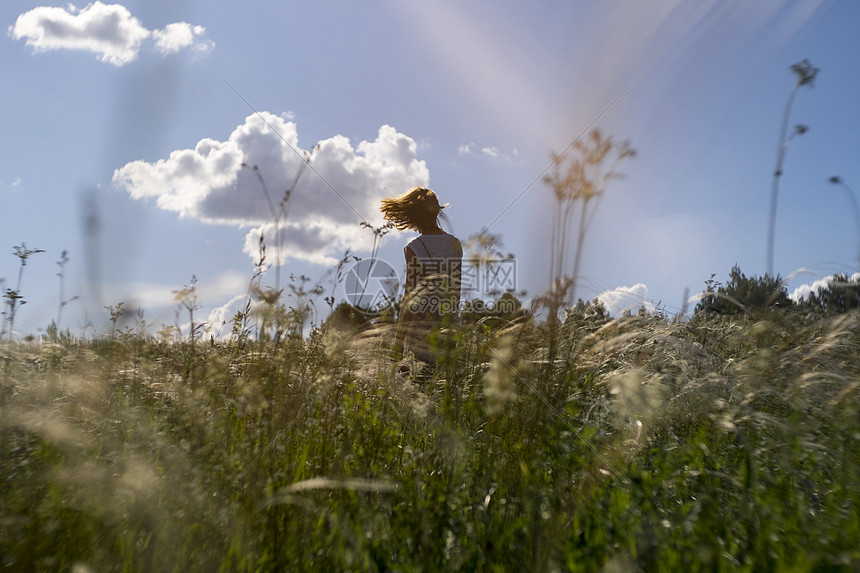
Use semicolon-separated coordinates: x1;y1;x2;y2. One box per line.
2;293;858;570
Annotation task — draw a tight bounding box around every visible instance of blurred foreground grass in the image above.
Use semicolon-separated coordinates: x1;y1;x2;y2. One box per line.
1;307;858;571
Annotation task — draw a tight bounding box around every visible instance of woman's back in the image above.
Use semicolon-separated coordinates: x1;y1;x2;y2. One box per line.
406;232;461;262
404;232;462;318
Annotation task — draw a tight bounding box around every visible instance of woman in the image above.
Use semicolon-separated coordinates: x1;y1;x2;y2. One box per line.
380;187;462;362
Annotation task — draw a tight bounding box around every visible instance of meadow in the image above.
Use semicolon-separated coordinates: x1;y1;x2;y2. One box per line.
1;278;858;571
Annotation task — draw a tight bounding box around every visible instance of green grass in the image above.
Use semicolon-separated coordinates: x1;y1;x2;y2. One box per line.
1;306;859;571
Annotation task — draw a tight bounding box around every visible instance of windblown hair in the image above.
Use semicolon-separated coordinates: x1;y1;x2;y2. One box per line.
380;187;443;231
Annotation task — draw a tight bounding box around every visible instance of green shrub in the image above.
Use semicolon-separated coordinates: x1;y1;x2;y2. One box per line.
695;265;791;316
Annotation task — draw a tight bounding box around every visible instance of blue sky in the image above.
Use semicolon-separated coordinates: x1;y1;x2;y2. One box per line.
2;0;859;337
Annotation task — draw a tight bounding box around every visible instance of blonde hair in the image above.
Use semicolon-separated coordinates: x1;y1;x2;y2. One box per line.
380;187;444;231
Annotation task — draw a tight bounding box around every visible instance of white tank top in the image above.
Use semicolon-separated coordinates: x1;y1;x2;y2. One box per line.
405;233;462;261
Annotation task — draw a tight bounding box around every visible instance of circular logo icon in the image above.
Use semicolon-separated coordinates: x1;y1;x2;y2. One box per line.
344;258;399;312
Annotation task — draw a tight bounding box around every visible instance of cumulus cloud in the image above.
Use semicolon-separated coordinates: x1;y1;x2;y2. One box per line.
597;283;657;316
789;272;860;302
243;219;368;267
113;112;430;265
151;22;212;55
9;2;213;65
206;294;247;328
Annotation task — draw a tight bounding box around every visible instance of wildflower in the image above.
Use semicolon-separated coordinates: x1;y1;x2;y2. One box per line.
766;59;819;275
790;59;819;87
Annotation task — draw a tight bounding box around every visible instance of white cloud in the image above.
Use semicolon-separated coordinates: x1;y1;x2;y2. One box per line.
113;113;430;265
789;272;860;302
205;294;248;333
207;293;247;322
243;219;368;267
1;177;22;190
9;2;212;65
597;283;657;316
152;22;213;56
152;22;194;54
457;142;519;162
